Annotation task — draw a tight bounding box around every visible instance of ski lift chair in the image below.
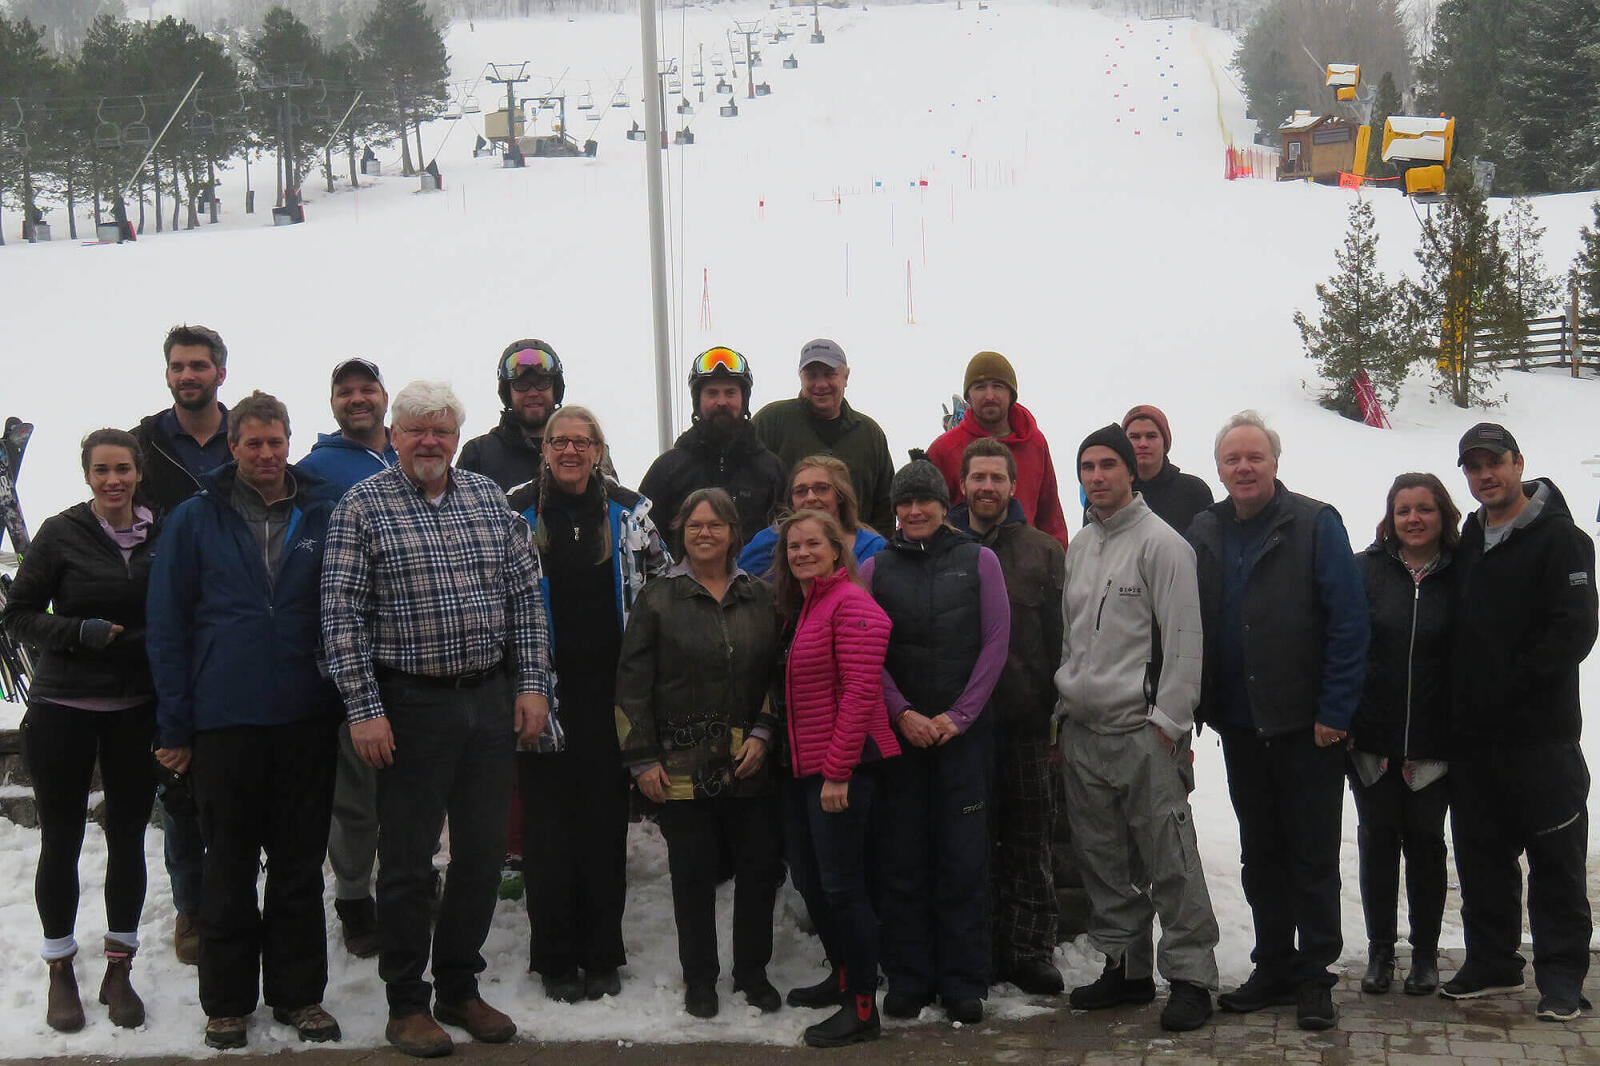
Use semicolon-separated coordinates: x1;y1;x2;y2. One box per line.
306;81;333;123
189;108;217;136
464;94;482;114
120;98;152;148
811;30;826;43
716;77;733;94
587;108;603;122
720;100;738;117
677;96;694;114
755;81;772;96
612;92;630;108
674;126;694;145
782;54;798;69
626;119;646;141
577;91;595;109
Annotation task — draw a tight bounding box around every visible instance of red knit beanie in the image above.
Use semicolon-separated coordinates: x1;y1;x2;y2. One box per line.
1122;404;1172;454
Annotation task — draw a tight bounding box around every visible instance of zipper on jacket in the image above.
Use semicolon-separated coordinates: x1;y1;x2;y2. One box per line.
1402;578;1420;758
1095;578;1111;631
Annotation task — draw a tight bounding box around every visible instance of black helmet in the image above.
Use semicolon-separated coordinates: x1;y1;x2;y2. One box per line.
689;346;753;419
497;339;565;408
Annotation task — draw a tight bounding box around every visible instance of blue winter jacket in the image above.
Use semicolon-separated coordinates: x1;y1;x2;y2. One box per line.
294;431;398;495
148;462;342;748
737;522;886;580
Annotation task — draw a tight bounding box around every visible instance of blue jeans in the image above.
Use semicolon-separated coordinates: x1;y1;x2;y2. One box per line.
160;788;205;917
781;768;880;997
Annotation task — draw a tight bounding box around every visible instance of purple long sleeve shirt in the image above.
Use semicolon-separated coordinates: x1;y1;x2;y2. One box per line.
859;545;1010;732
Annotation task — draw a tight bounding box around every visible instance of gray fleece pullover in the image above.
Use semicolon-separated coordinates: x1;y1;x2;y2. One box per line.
1053;492;1203;738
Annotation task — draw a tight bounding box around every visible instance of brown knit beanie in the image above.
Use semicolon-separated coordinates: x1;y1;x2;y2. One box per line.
1122;404;1172;454
964;351;1018;399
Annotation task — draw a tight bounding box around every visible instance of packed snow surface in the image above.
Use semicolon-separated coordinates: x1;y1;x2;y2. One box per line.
2;0;1599;1054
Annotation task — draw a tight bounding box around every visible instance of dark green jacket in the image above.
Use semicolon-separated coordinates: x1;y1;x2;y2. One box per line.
749;396;896;535
614;564;780;798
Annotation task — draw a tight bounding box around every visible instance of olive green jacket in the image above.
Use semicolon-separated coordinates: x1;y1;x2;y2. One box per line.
749;396;897;535
615;564;780;799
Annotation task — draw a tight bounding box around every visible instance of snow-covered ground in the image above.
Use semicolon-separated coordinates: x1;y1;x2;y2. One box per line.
2;0;1599;1054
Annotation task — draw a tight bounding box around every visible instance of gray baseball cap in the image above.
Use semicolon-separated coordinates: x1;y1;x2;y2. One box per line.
798;338;847;370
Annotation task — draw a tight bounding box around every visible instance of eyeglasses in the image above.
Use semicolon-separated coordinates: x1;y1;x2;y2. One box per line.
792;480;835;500
684;520;729;535
510;374;555;393
502;346;559;379
692;346;749;376
545;436;596;453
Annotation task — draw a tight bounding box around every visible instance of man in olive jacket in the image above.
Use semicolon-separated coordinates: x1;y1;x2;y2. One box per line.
750;338;896;534
950;437;1065;996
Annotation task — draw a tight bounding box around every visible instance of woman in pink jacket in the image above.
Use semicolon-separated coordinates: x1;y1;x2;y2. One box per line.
773;509;899;1049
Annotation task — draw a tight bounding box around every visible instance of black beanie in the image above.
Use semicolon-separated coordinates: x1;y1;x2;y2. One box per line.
1077;424;1138;476
891;449;951;508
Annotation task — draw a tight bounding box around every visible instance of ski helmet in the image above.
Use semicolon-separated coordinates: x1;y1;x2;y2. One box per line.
497;339;565;409
689;346;753;419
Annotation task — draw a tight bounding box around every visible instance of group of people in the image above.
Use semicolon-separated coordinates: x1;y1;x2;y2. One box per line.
2;325;1593;1055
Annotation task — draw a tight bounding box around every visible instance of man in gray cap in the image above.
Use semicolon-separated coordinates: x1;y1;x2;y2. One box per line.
1446;422;1596;1021
750;338;896;533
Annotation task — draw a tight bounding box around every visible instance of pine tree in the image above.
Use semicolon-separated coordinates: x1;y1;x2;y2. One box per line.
1401;172;1520;408
359;0;448;176
1366;71;1401;177
1294;198;1409;420
1573;200;1600;319
1498;197;1559;366
1494;0;1600;193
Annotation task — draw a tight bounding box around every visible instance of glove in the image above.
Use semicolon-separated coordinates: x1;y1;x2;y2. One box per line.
79;619;117;649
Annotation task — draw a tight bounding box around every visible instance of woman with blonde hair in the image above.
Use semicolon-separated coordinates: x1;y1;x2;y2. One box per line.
507;405;670;1004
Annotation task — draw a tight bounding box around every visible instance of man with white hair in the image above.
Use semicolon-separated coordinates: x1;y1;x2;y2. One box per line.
1185;411;1368;1032
321;381;553;1057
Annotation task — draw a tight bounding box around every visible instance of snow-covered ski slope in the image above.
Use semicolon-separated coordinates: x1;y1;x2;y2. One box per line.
1;0;1599;1054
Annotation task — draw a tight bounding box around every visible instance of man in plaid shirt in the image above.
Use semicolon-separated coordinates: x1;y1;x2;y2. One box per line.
321;380;552;1058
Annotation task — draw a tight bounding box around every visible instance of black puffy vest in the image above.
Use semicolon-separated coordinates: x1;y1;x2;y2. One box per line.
870;526;983;715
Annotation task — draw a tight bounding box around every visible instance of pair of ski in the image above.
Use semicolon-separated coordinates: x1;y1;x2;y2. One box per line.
0;417;37;702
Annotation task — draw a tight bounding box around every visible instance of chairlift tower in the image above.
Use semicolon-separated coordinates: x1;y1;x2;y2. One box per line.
811;0;825;44
487;62;531;147
732;19;763;99
652;60;677;149
256;63;315;202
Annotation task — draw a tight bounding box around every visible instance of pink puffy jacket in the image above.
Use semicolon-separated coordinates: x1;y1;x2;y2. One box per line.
785;568;901;781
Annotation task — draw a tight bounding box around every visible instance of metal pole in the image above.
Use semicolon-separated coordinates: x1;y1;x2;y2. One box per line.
641;0;673;453
119;73;204;204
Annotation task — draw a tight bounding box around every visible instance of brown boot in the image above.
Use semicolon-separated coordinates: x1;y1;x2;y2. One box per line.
47;954;86;1033
173;913;200;966
100;940;145;1028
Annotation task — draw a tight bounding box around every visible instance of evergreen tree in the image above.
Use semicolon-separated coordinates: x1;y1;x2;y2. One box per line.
1401;171;1520;408
1493;0;1600;193
1294;198;1409;419
1414;0;1510;162
358;0;448;176
1498;197;1558;366
1573;200;1600;320
0;14;62;244
247;7;326;201
1366;70;1401;177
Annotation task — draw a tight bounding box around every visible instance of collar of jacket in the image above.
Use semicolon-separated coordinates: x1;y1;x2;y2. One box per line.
492;409;543;452
800;396;861;427
955;399;1039;444
807;566;855;599
666;562;758;600
1085;492;1152;537
1368;535;1455;572
949;497;1026;539
886;523;970;556
198;462;321;513
1136;457;1180;489
677;419;762;457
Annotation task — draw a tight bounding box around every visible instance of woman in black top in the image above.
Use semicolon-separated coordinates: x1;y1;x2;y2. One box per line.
1349;473;1461;996
506;406;670;1004
2;430;161;1032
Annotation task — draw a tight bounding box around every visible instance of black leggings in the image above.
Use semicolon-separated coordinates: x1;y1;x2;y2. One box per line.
21;700;157;940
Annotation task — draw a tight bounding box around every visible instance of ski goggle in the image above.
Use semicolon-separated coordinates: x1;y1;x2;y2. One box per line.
502;345;559;380
692;347;749;377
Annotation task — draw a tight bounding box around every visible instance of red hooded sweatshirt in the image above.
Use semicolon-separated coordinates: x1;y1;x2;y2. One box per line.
925;400;1069;548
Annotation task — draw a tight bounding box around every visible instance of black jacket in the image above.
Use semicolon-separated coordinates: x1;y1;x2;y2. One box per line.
638;421;788;557
1;502;160;703
1452;478;1597;750
870;525;984;716
952;500;1064;731
458;410;544;492
1351;539;1457;761
131;408;224;517
1136;460;1214;536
